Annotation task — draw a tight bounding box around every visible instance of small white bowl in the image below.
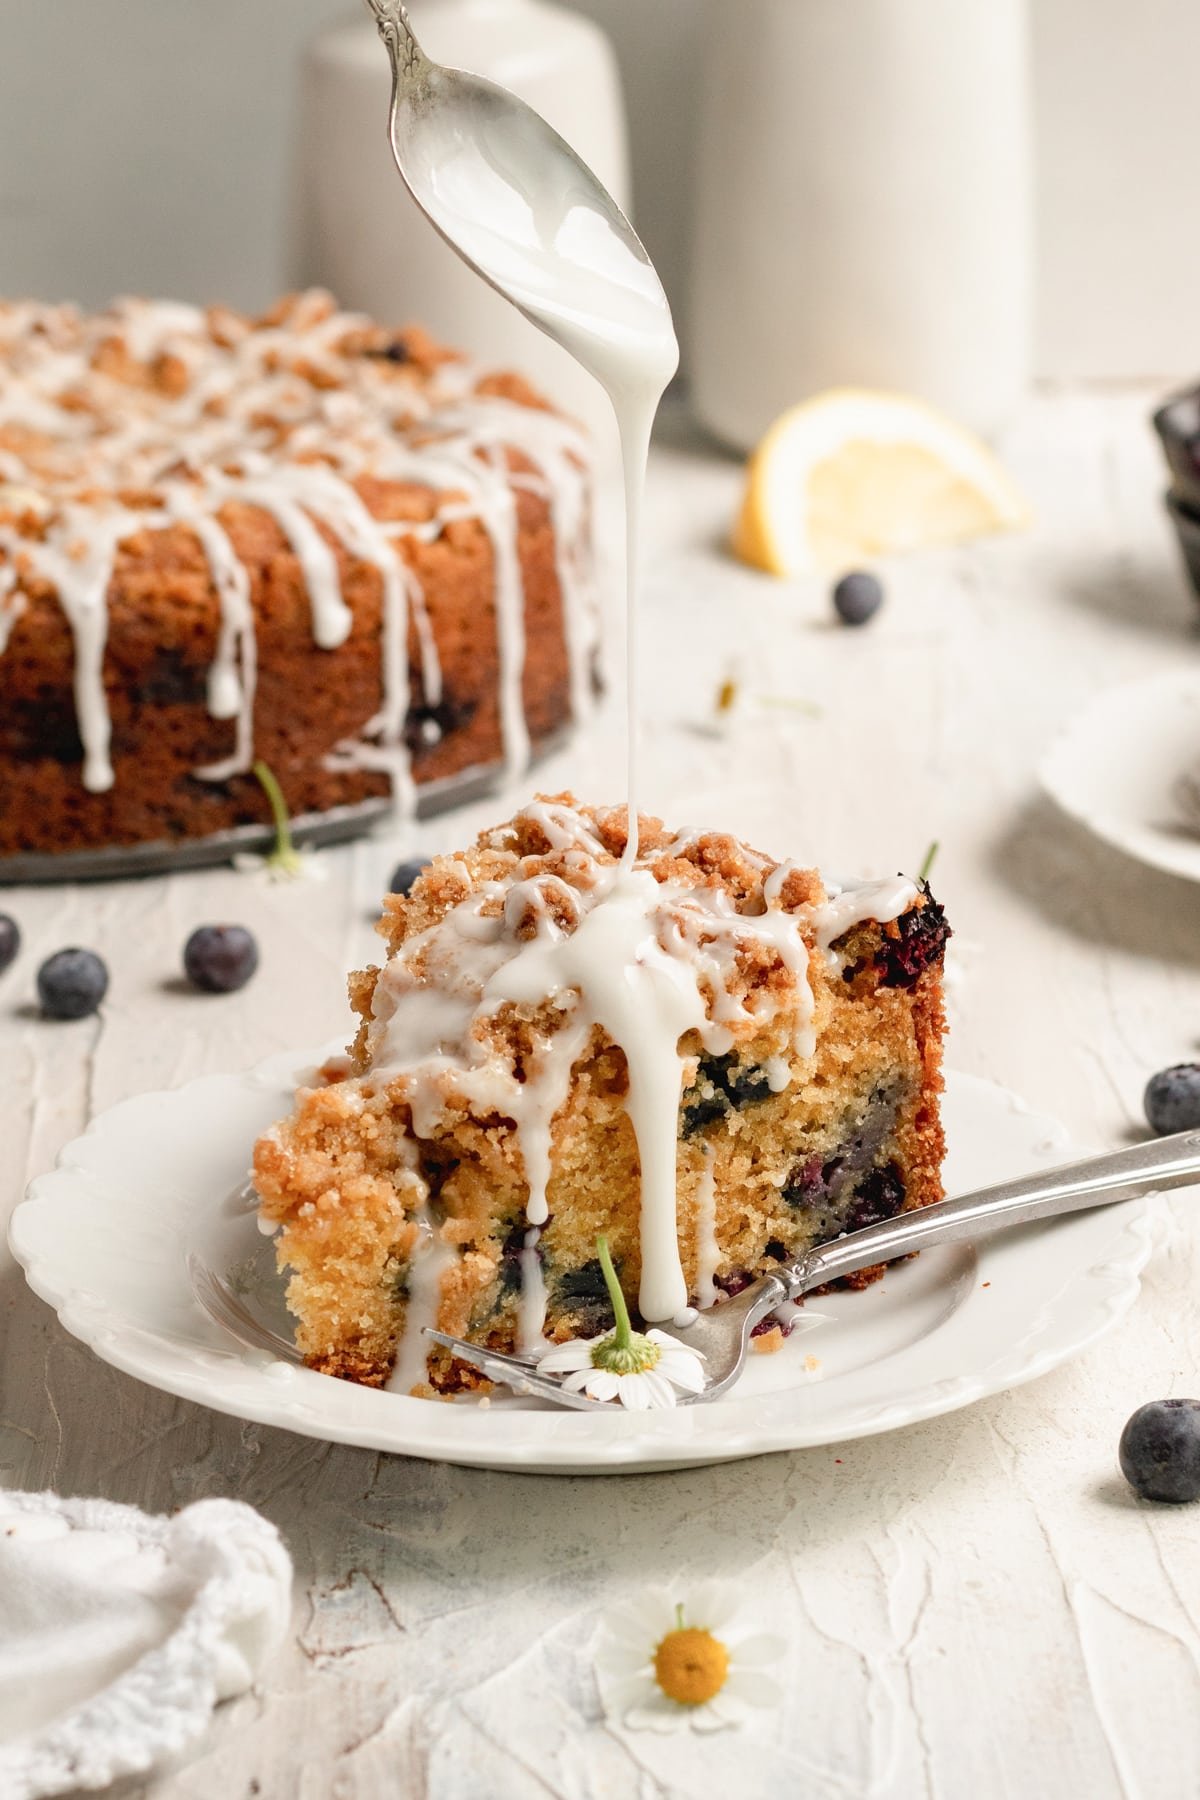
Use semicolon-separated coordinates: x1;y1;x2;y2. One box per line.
1040;668;1200;883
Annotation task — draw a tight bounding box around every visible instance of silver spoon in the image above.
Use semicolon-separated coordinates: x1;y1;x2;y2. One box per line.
427;1129;1200;1409
361;0;675;393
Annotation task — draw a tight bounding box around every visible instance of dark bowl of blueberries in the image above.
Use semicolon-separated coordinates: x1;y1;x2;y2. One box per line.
1152;387;1200;608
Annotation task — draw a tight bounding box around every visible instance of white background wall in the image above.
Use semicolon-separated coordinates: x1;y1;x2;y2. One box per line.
1;0;1197;384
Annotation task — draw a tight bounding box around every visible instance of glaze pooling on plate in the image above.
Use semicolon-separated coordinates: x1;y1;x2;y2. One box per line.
0;292;596;807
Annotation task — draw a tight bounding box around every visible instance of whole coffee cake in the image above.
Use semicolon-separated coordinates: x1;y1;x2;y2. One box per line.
254;796;949;1396
0;290;595;857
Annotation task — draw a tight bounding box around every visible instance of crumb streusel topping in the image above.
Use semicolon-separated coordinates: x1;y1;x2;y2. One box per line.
0;290;594;802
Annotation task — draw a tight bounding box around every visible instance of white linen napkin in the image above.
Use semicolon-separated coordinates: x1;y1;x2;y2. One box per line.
0;1491;292;1799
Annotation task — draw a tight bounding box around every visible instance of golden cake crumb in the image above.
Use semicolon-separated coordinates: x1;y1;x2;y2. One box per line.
255;795;949;1394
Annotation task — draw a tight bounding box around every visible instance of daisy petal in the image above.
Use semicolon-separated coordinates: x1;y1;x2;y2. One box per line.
657;1355;707;1394
598;1671;658;1713
583;1369;621;1402
537;1342;598;1374
725;1632;787;1666
601;1623;661;1658
638;1369;680;1409
686;1580;742;1631
606;1590;680;1641
722;1670;784;1708
695;1693;748;1730
616;1374;652;1410
647;1329;706;1362
594;1643;652;1676
624;1697;689;1734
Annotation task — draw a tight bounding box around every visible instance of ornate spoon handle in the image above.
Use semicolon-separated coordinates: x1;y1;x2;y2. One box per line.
362;0;427;86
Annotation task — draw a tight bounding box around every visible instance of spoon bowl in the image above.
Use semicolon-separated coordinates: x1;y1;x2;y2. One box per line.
362;0;678;399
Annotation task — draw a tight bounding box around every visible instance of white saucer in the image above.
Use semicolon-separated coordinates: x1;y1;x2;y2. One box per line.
1040;667;1200;883
9;1052;1155;1475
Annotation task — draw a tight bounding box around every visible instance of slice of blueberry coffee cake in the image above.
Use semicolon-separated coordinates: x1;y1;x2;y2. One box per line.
253;796;949;1395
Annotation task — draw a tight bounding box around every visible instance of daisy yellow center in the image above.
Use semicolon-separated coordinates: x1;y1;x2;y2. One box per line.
653;1627;730;1707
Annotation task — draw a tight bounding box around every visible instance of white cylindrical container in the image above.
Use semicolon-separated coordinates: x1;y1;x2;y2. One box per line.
292;0;631;451
689;0;1033;451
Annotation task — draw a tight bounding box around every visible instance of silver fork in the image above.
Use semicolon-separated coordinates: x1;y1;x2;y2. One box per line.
426;1130;1200;1409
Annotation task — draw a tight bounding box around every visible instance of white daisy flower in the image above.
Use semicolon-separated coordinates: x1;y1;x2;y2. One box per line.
538;1328;705;1409
595;1582;785;1733
536;1236;706;1410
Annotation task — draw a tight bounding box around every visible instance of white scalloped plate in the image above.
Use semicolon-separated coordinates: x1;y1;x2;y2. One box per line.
9;1054;1156;1474
1040;668;1200;883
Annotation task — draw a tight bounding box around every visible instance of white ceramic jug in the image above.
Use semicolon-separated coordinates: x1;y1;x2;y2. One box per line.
689;0;1034;451
292;0;631;452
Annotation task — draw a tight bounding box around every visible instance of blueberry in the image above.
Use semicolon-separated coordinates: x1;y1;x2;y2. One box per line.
843;1162;907;1234
37;948;108;1020
1144;1064;1200;1135
876;895;951;989
553;1258;616;1336
389;855;431;897
368;338;411;364
680;1053;773;1136
1119;1399;1200;1503
783;1154;829;1209
0;913;19;975
833;570;884;627
183;924;259;994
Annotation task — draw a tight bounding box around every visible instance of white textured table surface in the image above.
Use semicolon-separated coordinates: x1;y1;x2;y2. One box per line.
4;392;1200;1799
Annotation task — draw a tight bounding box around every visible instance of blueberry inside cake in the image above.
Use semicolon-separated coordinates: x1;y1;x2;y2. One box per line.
254;795;949;1395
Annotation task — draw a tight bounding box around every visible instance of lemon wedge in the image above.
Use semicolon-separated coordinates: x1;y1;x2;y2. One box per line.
732;389;1030;576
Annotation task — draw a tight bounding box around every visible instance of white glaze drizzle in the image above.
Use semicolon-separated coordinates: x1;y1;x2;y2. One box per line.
385;1202;459;1395
360;800;912;1326
764;1055;792;1093
814;874;919;961
475;468;529;776
8;503;153;793
167;496;257;780
515;1227;550;1353
0;293;596;802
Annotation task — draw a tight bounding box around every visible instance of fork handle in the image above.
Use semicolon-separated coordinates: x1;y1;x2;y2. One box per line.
784;1128;1200;1297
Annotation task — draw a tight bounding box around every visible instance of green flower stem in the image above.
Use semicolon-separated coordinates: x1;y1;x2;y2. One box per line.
596;1234;634;1353
252;760;303;877
917;840;939;885
590;1235;661;1376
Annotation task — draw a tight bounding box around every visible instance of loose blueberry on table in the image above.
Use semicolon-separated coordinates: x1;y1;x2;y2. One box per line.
1143;1063;1200;1135
183;925;259;994
0;913;19;975
37;948;109;1020
390;855;432;897
832;570;885;627
1119;1399;1200;1504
